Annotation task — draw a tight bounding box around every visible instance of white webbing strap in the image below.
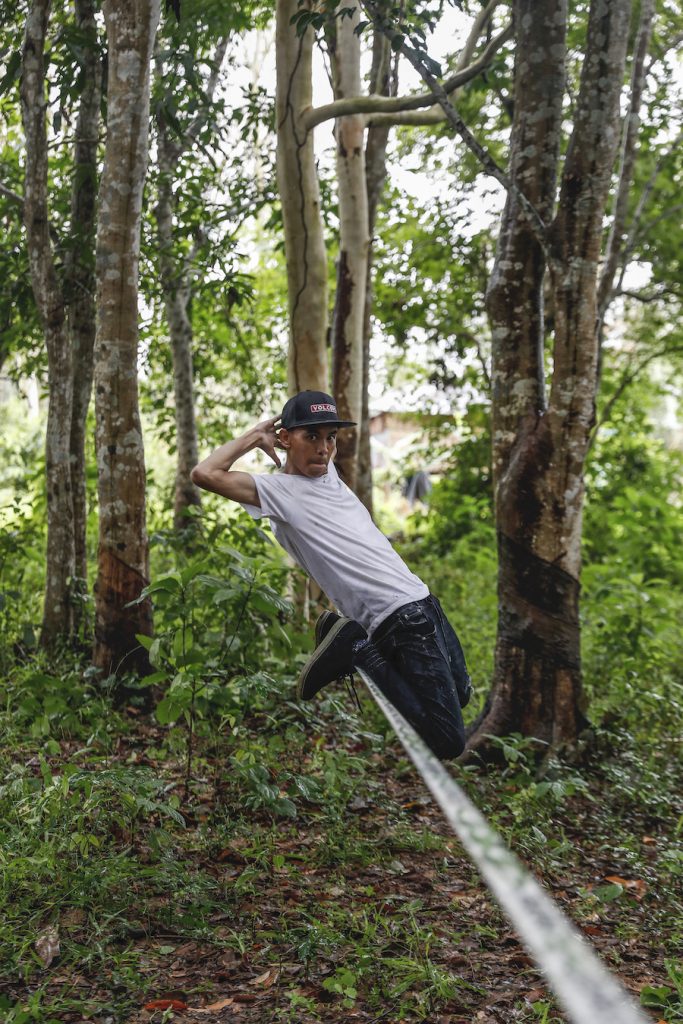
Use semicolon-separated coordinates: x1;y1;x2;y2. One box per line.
358;669;648;1024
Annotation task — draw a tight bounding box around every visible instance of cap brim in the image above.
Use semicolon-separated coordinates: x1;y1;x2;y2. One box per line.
284;419;357;429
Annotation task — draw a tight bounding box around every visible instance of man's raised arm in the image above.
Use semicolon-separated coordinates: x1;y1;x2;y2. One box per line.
191;416;282;506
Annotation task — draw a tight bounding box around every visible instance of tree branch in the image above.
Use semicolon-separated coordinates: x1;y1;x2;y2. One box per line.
617;286;680;303
360;0;549;256
303;15;512;131
591;342;683;447
598;0;655;318
368;22;511;126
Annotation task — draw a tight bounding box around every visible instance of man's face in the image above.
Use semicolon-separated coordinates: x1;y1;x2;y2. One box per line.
280;425;338;477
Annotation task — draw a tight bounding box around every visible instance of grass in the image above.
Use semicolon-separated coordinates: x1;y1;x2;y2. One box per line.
0;643;681;1023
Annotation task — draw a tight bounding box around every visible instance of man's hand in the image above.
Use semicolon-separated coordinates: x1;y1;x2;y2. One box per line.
251;415;284;468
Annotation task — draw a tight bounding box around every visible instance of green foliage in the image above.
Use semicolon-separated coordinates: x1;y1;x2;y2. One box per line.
640;959;683;1020
586;373;683;585
373;191;493;400
128;520;294;781
407;403;493;554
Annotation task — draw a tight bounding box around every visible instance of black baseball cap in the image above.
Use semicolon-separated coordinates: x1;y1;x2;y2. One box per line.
280;390;356;430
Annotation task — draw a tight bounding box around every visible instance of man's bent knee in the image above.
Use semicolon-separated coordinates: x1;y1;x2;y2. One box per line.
425;724;465;761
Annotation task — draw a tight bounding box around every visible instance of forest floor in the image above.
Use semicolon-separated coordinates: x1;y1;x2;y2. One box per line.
1;672;681;1024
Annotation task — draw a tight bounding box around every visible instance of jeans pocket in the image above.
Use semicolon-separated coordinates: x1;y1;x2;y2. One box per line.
398;604;436;639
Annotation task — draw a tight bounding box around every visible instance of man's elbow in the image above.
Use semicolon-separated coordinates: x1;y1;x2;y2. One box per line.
190;465;208;489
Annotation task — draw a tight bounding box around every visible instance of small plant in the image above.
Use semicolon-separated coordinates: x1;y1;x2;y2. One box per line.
132;546;292;785
640;959;683;1021
322;966;358;1008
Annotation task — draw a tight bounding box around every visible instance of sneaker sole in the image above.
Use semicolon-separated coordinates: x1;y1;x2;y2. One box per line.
297;617;354;700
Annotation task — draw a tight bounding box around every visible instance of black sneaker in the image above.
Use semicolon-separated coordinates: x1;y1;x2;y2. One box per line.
297;617;367;700
314;609;342;647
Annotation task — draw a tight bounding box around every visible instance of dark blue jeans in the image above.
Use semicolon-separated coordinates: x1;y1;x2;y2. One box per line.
354;595;470;760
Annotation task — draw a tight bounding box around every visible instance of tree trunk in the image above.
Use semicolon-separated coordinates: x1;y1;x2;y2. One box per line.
93;0;160;675
20;0;76;645
155;132;202;531
358;31;395;513
329;6;369;490
275;0;329;393
470;0;632;757
66;0;100;593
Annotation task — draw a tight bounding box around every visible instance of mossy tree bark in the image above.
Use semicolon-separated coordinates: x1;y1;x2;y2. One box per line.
20;0;76;645
93;0;160;675
276;0;329;393
329;6;369;490
358;29;395;514
66;0;100;594
468;0;634;757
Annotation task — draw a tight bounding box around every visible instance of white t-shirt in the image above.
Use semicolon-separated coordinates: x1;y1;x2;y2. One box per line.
241;461;429;635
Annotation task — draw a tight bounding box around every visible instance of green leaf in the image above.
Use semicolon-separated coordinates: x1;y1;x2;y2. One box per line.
149;638;162;667
147;573;183;594
156;696;184;725
136;633;154;651
594;882;623;903
640;984;675;1008
140;670;168;686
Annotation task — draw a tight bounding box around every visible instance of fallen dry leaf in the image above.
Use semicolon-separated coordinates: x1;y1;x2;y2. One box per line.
143;998;188;1011
193;996;234;1012
249;967;280;988
35;925;60;968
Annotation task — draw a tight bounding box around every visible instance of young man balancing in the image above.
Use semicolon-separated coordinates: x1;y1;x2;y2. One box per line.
191;390;471;760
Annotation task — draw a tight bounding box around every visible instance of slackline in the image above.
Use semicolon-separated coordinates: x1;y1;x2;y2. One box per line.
357;668;649;1024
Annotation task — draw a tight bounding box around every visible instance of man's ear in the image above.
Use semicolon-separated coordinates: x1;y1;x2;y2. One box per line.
278;427;290;449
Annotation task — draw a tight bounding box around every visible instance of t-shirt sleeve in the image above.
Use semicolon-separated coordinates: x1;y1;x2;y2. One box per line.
240;473;291;523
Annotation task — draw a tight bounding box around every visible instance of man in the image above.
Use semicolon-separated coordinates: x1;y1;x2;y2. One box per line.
191;390;471;759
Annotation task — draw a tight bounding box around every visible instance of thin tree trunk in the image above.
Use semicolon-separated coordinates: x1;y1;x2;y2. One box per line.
598;0;654;317
20;0;76;645
276;0;329;393
93;0;160;675
329;6;369;490
155;133;202;531
596;0;655;356
170;267;202;532
66;0;100;593
358;32;396;514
